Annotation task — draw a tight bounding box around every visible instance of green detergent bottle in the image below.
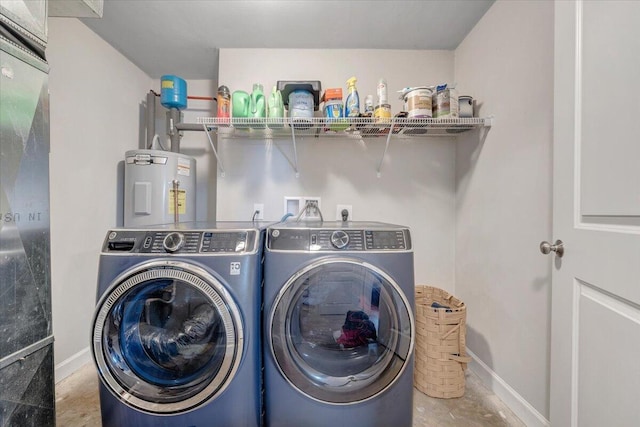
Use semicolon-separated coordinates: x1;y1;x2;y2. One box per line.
267;86;284;128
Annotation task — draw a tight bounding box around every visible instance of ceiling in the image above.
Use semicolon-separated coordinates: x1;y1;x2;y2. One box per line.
81;0;494;80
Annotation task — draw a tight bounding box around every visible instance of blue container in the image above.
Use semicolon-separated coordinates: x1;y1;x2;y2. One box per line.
288;90;314;118
160;75;187;110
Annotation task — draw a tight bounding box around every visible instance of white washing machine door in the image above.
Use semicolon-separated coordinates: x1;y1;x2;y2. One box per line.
92;260;243;414
269;257;414;404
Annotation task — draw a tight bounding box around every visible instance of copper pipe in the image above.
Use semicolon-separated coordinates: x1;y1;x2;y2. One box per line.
187;95;215;101
151;90;214;101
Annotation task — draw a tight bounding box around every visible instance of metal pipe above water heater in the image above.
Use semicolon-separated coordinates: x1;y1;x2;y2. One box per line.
166;107;182;153
146;90;156;149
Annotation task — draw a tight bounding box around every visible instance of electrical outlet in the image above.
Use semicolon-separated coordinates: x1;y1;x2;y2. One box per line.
336;204;353;221
253;203;264;220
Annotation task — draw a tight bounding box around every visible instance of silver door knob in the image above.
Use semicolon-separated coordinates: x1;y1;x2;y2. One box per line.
540;240;564;258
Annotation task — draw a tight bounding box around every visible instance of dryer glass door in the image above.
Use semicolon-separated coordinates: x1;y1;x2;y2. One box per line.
269;258;413;404
92;261;243;414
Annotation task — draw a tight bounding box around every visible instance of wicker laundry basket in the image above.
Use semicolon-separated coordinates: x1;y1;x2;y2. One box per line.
414;285;471;398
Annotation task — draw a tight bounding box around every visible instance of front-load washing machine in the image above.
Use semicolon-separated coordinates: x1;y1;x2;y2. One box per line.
92;222;266;427
263;221;415;427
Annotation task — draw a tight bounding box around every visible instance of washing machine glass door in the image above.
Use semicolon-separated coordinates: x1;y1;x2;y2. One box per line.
269;257;414;404
92;260;243;414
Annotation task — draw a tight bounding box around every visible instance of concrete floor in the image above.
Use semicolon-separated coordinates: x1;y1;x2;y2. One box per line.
56;363;524;426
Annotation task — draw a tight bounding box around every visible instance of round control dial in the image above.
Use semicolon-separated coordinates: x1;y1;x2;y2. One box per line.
330;230;350;249
163;232;185;253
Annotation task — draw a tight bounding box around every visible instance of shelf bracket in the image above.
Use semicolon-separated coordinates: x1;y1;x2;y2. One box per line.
479;116;493;144
202;124;226;178
376;117;397;178
290;118;300;178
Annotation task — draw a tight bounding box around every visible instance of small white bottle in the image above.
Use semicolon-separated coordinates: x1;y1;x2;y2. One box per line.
365;95;374;114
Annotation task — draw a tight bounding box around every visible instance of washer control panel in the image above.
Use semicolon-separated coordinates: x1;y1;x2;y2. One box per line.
268;227;410;251
104;230;253;254
364;230;407;250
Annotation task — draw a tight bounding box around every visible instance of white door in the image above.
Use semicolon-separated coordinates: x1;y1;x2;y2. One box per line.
551;1;640;426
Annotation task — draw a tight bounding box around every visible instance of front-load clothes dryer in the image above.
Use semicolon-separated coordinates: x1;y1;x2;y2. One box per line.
92;222;266;427
263;221;415;427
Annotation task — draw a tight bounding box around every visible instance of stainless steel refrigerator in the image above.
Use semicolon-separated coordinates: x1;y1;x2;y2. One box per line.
0;3;54;425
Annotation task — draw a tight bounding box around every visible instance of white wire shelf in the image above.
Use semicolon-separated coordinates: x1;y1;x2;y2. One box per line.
196;116;493;178
197;116;492;139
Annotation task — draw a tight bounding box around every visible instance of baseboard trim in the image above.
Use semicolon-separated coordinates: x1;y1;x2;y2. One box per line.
467;348;550;427
55;346;91;384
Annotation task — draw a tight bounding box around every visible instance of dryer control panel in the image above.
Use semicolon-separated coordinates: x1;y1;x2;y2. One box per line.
268;227;411;252
103;229;258;254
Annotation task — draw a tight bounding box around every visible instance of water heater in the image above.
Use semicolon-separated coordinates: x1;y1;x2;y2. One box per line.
124;149;196;227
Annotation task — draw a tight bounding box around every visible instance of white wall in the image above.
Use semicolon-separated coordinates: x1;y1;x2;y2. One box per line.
454;1;554;425
47;18;152;379
218;48;458;288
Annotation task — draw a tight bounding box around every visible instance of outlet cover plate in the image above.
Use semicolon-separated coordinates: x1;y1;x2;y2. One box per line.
253;203;264;220
336;204;353;221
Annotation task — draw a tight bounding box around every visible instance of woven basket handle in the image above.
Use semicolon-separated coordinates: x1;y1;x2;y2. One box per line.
442;291;464;308
448;354;472;363
441;323;460;340
441;323;472;364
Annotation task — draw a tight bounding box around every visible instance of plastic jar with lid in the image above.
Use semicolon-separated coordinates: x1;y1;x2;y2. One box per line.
324;99;348;131
374;104;392;123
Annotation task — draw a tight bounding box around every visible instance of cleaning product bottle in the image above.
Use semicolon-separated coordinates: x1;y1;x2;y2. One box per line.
267;86;284;129
345;76;360;118
217;85;231;123
250;83;265;128
364;95;374;115
377;78;388;105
